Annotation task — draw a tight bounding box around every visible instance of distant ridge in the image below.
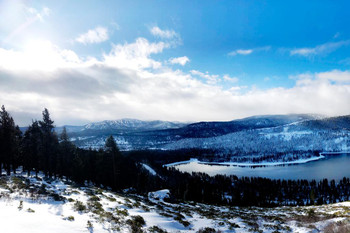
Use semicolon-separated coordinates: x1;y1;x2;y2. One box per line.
55;118;188;135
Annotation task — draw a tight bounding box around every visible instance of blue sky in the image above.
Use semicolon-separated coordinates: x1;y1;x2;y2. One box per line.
0;0;350;125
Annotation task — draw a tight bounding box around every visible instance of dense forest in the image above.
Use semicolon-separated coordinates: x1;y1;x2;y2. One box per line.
0;105;151;191
1;105;350;207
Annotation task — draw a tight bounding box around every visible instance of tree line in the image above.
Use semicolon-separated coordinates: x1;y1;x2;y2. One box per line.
0;106;161;191
1;105;350;207
164;169;350;207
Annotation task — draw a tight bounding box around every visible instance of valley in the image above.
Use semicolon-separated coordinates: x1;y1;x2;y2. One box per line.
59;114;350;165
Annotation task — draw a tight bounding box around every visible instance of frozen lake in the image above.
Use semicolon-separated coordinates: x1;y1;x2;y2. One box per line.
171;153;350;180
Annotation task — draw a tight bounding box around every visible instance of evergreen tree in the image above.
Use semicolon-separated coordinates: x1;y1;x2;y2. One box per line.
0;106;3;174
39;108;58;177
0;105;21;175
22;121;42;177
12;125;23;173
105;136;120;189
58;127;75;179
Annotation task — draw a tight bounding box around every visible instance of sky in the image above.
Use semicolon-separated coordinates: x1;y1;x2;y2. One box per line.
0;0;350;126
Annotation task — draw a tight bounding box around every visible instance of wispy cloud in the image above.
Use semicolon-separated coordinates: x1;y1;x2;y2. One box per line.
228;49;253;56
339;57;350;65
76;27;109;44
26;6;51;22
150;26;177;39
333;32;340;39
169;56;190;66
110;22;120;31
104;38;169;70
223;74;239;83
290;40;350;57
316;70;350;83
3;5;51;43
190;70;219;84
228;46;270;56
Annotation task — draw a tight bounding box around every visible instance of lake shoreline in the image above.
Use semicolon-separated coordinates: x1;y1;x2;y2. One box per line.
164;152;350;168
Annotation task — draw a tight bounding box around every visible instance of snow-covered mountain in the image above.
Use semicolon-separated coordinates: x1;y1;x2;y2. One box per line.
54;119;188;136
83;118;187;131
163;115;350;161
66;114;349;154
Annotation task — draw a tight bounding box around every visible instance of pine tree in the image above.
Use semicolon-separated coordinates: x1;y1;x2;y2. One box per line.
12;125;23;173
0;106;3;174
22;121;42;177
58;127;75;179
39;108;58;177
105;136;120;189
0;105;21;175
60;127;68;141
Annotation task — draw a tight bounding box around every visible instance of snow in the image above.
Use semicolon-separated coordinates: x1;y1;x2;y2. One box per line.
164;155;325;168
163;158;199;167
264;130;313;141
0;200;93;233
84;119;186;131
2;171;350;233
127;208;186;231
141;163;157;176
162;120;350;160
148;189;170;201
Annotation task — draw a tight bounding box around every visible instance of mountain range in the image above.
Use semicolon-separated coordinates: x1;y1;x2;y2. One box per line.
50;114;350;160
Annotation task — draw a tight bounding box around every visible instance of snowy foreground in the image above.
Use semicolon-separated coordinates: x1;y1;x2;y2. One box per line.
1;172;350;232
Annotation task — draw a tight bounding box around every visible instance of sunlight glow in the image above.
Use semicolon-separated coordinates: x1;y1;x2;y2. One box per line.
0;39;81;71
21;40;64;71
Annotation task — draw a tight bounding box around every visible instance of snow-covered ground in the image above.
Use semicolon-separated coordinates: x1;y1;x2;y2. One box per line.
141;163;157;176
72;115;350;158
1;171;350;233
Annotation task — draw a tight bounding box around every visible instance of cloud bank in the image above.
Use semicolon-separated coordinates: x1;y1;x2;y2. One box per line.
0;34;349;126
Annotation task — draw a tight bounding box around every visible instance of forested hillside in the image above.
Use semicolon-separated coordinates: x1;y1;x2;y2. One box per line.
62;114;350;165
2;105;350;208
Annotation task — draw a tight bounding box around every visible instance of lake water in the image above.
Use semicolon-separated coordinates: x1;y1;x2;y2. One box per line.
172;153;350;181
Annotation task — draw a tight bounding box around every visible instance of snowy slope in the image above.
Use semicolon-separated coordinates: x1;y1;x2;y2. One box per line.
63;115;350;164
84;118;187;131
71;114;324;149
163;116;350;159
1;171;350;232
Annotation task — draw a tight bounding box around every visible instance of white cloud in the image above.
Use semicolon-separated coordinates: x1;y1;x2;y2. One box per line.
0;40;81;71
228;49;253;56
103;38;169;70
290;40;350;56
223;74;239;83
76;27;109;44
228;46;270;56
316;70;350;82
150;26;177;39
190;70;219;84
1;38;350;126
169;56;190;66
26;6;51;21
